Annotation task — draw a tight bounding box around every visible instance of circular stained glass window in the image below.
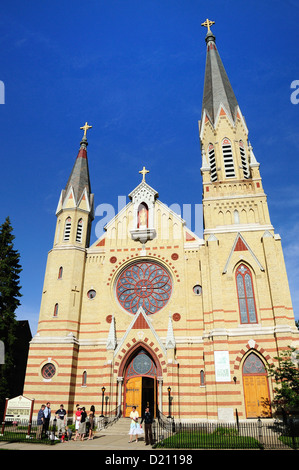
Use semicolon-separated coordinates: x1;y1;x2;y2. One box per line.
115;261;172;315
133;353;152;375
42;363;56;379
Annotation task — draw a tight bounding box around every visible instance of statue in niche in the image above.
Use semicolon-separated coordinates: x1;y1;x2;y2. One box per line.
138;203;148;228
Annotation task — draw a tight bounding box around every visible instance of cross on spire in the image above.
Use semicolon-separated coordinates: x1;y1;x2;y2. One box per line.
201;18;215;33
139;166;149;182
80;121;92;137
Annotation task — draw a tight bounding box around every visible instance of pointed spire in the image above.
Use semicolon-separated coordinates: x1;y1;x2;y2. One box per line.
166;313;176;350
64;123;92;205
106;315;117;350
201;20;239;125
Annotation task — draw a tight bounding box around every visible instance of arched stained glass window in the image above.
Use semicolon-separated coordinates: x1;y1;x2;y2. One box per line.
236;264;257;324
243;353;266;375
82;370;87;386
53;303;59;317
58;266;63;279
126;349;157;378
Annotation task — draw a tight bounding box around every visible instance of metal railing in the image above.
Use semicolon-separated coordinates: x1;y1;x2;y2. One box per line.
152;416;299;450
1;414;298;449
0;419;61;445
97;405;122;430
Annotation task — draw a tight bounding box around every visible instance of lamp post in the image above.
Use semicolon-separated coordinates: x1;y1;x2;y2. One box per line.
167;386;171;418
100;387;106;417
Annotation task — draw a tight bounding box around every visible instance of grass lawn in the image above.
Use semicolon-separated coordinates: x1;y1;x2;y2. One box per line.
279;435;299;450
155;427;263;449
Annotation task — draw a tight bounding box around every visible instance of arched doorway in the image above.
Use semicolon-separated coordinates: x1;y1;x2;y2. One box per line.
124;349;157;418
242;352;271;418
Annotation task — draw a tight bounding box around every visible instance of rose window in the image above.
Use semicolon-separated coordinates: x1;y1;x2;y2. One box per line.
116;261;172;315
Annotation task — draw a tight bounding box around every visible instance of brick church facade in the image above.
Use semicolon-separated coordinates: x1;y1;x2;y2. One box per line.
24;22;299;421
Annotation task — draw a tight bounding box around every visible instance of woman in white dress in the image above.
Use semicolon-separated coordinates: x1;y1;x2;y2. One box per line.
128;406;144;443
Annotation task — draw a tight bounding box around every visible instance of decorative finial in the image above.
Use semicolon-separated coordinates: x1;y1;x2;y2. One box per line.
201;18;215;33
139;166;149;182
80;122;92;137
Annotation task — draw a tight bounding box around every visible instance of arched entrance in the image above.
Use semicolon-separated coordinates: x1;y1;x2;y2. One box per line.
123;348;157;418
242;352;272;418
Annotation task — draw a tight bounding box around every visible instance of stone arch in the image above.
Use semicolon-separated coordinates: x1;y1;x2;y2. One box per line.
116;341;165;417
233;339;273;372
117;340;163;378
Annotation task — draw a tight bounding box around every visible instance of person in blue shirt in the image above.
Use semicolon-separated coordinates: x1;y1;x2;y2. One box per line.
36;405;45;440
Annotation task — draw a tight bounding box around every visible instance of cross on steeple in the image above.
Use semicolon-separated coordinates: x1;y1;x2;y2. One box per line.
201;18;215;33
80;121;92;137
139;166;149;182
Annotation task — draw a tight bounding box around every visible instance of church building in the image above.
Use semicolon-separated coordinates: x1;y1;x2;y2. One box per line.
23;21;299;421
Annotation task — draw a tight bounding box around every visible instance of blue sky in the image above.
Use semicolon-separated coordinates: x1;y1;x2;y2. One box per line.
0;0;298;335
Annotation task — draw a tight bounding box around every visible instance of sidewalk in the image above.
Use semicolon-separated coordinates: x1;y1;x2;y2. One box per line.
0;434;152;451
0;418;153;451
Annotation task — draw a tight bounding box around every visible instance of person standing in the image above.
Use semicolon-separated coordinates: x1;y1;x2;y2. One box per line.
78;406;87;441
36;405;45;440
74;405;82;440
128;406;144;443
55;404;67;437
140;406;153;445
88;405;95;440
43;402;51;436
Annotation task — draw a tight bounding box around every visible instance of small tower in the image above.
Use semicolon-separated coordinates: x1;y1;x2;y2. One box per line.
37;123;94;338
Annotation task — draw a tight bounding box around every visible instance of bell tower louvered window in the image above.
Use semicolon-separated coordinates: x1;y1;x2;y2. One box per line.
208;144;217;181
222;138;235;178
63;217;72;241
76;218;83;243
239;141;250;179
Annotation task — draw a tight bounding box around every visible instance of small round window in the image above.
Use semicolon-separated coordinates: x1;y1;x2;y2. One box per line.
193;285;202;295
42;363;56;379
87;289;96;299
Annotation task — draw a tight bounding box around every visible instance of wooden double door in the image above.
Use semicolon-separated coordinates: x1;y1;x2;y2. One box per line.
243;353;272;418
125;376;156;418
243;374;271;418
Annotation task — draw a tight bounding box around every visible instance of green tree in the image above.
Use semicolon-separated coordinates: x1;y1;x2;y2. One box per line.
0;217;22;414
267;347;299;418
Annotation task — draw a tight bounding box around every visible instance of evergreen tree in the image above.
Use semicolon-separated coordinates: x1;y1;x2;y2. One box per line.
0;217;22;414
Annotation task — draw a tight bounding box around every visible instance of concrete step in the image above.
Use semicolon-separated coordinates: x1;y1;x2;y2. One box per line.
99;418;131;435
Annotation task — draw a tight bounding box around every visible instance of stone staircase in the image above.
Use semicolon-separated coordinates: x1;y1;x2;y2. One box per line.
98;417;130;435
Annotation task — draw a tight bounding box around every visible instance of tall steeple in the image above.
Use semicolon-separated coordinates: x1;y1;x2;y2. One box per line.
62;123;93;208
198;21;271;235
201;23;239;126
63;136;91;204
55;123;94;247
